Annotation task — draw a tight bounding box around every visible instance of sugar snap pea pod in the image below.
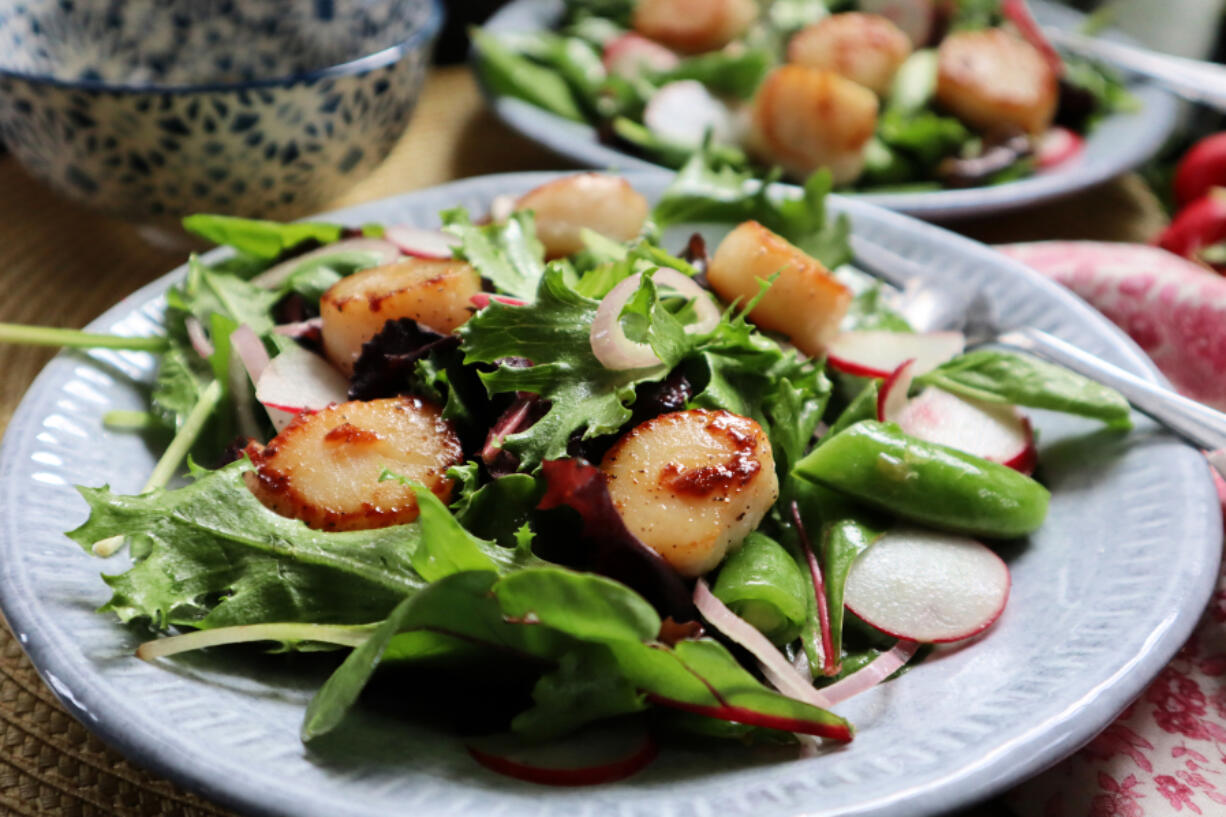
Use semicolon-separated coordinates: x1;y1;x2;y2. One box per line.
712;532;807;645
794;420;1050;538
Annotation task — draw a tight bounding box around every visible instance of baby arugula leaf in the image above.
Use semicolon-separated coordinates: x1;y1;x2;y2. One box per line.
653;148;852;269
182;214;343;260
458;266;676;468
443;209;547;302
916;350;1133;429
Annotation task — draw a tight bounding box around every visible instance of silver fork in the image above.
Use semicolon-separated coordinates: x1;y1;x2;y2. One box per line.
849;235;1226;455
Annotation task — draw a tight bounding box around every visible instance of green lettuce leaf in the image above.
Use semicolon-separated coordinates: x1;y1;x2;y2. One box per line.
442;209;547;301
916;350;1133;429
653;149;852;269
181;214;342;260
458;266;674;467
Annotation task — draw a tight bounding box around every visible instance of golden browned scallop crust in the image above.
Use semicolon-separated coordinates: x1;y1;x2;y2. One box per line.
244;396;462;531
632;0;759;54
749;64;879;184
788;12;912;96
320;258;481;375
514;173;650;259
936;28;1058;136
601;409;779;577
707;220;852;357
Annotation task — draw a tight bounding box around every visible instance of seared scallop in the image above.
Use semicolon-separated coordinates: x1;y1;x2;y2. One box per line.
601;409;779;577
632;0;759;54
514;173;650;259
244;396;462;531
748;64;879;184
788;13;912;96
707;220;852;357
936;28;1058;136
320;258;481;376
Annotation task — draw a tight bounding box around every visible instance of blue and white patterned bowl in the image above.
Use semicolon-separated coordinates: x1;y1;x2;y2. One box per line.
0;0;444;222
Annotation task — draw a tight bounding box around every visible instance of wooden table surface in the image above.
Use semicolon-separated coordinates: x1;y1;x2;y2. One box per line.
0;65;1170;816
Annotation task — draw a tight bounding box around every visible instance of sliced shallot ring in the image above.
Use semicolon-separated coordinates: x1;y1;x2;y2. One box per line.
817;640;921;707
694;579;833;710
185;316;214;359
230;324;270;384
590;269;720;371
249;238;401;290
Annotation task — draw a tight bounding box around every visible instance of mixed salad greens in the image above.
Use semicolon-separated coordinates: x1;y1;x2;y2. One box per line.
2;156;1133;782
475;0;1134;192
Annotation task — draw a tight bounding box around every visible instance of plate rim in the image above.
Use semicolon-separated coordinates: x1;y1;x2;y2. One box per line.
476;0;1180;220
0;171;1219;817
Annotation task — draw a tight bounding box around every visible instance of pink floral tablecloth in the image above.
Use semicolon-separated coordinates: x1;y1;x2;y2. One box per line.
1000;242;1226;817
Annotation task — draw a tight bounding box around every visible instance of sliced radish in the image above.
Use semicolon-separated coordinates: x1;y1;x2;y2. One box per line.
603;33;679;80
843;527;1011;643
643;81;736;149
470;293;527;309
467;723;657;786
254;346;349;431
859;0;935;46
590;269;721;370
1036;127;1084;171
384;225;458;259
249;238;401;290
876;359;916;424
898;387;1037;474
1001;0;1064;77
827;330;965;379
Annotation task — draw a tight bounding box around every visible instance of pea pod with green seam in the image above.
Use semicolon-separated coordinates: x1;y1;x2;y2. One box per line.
711;532;807;646
794;420;1049;538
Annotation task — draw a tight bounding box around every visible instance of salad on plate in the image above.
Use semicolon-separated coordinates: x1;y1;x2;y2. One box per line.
0;158;1133;783
474;0;1133;193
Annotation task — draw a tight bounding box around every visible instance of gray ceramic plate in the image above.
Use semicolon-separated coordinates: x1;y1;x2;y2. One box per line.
0;172;1219;817
479;0;1178;221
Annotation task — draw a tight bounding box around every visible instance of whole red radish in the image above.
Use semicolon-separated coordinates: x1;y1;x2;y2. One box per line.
1174;132;1226;207
1156;189;1226;274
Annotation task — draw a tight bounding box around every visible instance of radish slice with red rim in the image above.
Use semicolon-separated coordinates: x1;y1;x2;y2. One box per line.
254;346;349;431
249;238;401;290
694;579;833;710
384;225;458;259
467;722;657;786
590;269;720;371
644;81;736;149
1036;127;1084;171
817;640;921;707
876;359;916;424
470;293;527;309
843;526;1011;643
826;330;964;379
185;316;214;359
899;386;1037;474
603;33;679;79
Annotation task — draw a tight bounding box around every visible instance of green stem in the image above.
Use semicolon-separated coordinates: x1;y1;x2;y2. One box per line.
94;379;224;557
102;410;159;431
137;622;375;661
0;323;169;351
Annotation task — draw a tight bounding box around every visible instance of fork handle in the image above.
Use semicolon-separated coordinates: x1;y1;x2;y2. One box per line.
996;328;1226;455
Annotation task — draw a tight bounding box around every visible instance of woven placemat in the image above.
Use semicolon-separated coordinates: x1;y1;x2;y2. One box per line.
0;66;1166;816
